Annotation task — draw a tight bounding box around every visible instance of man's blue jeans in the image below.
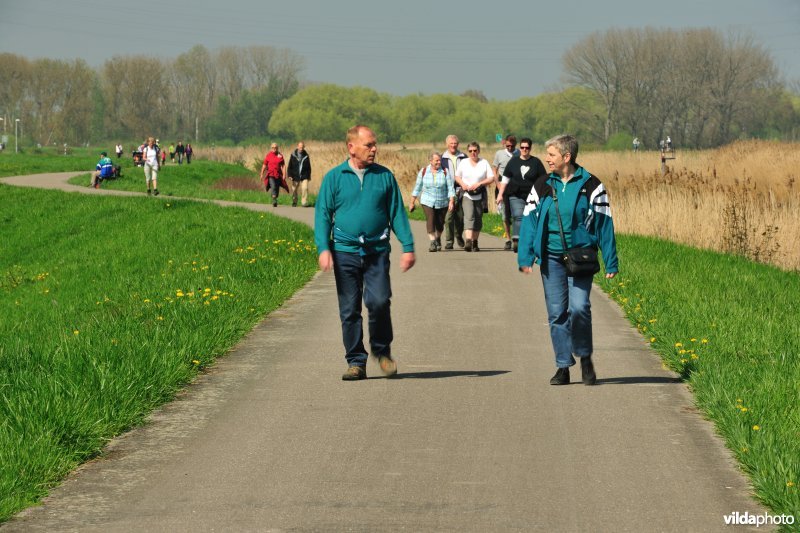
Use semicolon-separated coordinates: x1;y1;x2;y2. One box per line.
508;196;527;240
332;250;393;367
540;254;593;368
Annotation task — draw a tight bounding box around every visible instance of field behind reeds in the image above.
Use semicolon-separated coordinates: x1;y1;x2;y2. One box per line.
205;140;800;270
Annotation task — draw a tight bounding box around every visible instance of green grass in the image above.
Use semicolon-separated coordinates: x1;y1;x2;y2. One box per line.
65;157;315;206
0;149;97;177
597;235;800;521
0;184;317;521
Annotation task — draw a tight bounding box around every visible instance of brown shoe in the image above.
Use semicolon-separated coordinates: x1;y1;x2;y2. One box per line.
342;366;367;381
379;355;397;377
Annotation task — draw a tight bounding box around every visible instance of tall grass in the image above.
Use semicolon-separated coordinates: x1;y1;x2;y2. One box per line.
599;235;800;519
0;185;317;521
580;140;800;270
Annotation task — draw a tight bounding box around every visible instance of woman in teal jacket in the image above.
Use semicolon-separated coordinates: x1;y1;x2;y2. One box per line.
518;134;618;386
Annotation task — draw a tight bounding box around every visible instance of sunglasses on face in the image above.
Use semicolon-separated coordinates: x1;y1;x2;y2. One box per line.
520;145;531;150
468;149;478;153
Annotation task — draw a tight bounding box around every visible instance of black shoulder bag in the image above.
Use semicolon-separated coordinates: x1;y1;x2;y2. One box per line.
551;185;601;277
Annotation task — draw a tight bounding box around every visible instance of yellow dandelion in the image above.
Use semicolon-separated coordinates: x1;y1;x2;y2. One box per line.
701;339;708;344
679;349;687;354
204;301;210;306
681;358;688;364
740;407;748;412
752;425;760;431
176;290;185;297
73;330;79;335
157;316;164;321
736;398;743;403
690;338;697;342
691;354;699;360
143;299;150;303
650;337;656;342
192;360;200;365
648;319;656;324
787;481;795;487
211;295;219;301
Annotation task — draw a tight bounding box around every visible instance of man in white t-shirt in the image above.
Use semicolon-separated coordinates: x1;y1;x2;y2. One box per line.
143;136;160;196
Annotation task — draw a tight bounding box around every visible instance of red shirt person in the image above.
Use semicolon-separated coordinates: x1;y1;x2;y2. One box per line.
260;143;288;207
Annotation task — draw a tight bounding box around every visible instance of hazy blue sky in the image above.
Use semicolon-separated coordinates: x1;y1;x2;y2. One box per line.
1;0;799;100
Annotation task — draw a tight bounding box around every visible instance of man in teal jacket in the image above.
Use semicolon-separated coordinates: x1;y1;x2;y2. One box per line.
315;125;415;381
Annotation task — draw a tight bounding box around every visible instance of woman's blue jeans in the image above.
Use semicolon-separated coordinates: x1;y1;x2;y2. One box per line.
332;250;393;367
540;254;593;368
509;196;527;240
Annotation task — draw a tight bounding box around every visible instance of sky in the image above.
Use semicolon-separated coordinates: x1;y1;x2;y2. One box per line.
1;0;799;100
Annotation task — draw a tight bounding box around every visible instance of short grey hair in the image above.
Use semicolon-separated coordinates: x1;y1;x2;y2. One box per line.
446;134;459;144
429;151;442;160
545;134;579;165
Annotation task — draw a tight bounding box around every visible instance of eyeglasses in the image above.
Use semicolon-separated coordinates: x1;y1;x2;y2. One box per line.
468;149;478;153
519;145;531;150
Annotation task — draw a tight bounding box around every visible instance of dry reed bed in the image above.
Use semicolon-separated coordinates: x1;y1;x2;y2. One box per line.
202;140;800;270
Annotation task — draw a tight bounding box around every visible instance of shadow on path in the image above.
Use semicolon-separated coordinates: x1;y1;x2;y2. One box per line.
388;370;511;380
595;376;682;385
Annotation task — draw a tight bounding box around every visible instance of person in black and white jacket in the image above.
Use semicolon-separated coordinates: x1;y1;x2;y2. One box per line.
287;141;312;207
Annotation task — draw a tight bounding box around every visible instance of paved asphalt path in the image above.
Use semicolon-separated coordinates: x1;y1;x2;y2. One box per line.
1;173;767;532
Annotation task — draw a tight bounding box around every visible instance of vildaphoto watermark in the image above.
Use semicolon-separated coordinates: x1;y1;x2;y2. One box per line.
724;511;795;527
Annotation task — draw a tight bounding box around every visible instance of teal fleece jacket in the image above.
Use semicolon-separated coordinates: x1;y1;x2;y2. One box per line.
314;160;415;255
517;166;618;273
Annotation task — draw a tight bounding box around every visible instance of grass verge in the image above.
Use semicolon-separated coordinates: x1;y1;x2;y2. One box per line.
597;235;799;519
0;184;317;521
64;158;315;206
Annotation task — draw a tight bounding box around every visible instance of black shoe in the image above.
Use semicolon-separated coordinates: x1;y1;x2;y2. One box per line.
272;199;278;207
581;356;597;385
147;189;151;195
456;236;465;248
464;240;473;252
472;240;480;252
435;238;442;251
153;189;159;196
445;242;454;250
504;241;512;251
512;239;518;253
429;241;438;252
550;367;570;385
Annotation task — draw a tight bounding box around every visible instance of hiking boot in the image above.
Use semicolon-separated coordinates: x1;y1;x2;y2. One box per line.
342;366;367;381
292;199;298;207
147;189;152;195
429;241;438;252
456;236;466;248
472;240;480;252
153;189;159;196
504;241;512;251
435;238;442;251
512;239;518;253
272;199;278;207
464;240;473;252
379;355;397;377
550;367;570;385
581;356;597;385
445;242;454;250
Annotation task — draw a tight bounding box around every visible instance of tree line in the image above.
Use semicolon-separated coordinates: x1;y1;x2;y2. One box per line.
1;28;797;150
0;45;303;147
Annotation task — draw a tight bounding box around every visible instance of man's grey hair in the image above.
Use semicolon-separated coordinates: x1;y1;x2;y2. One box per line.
446;134;459;144
429;151;442;160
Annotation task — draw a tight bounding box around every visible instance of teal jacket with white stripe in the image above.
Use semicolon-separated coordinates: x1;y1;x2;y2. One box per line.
314;160;414;256
517;166;618;273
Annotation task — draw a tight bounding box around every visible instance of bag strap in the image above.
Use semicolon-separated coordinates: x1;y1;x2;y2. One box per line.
550;185;569;256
